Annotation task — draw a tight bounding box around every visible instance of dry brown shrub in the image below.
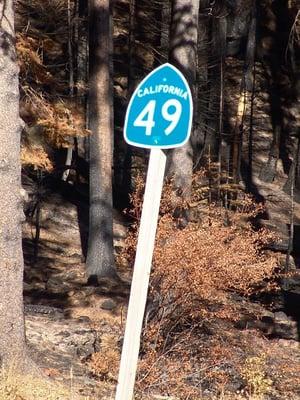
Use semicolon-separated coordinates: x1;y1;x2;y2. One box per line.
87;333;120;383
16;34;55;87
16;1;89;170
20;87;89;149
88;349;120;382
120;175;281;399
37;100;89;147
153;212;277;300
136;207;278;397
21;145;53;171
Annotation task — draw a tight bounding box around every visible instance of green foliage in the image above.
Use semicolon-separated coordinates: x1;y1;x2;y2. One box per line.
241;355;273;399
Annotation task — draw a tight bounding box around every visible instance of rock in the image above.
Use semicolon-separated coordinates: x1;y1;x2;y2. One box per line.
77;316;91;323
274;323;298;340
40;194;79;231
259;220;289;251
277;339;299;349
255;311;275;335
260;219;300;253
83;287;96;296
23;281;33;292
69;328;101;358
225;375;244;393
58;330;71;338
101;299;117;311
24;268;46;284
25;304;64;318
26;314;101;360
278;255;297;271
234;308;299;340
69;298;90;307
261;310;275;323
285;256;297;270
284;275;300;287
273;312;298;340
46;276;72;293
68;291;89;307
23;281;46;292
274;311;290;321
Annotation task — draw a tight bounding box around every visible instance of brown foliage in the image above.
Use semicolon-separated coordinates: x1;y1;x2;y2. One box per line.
15;1;89;170
153;212;277;300
88;349;120;382
120;176;281;398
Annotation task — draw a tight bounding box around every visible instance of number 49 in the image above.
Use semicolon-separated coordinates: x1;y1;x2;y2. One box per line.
133;99;182;136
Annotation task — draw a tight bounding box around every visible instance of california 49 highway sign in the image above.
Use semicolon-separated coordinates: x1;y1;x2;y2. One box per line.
124;63;193;149
116;63;193;400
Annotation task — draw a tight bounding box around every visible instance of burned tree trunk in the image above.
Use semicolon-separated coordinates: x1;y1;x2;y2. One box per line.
168;0;200;220
232;1;257;184
0;0;32;371
204;14;227;164
258;0;288;183
86;0;119;282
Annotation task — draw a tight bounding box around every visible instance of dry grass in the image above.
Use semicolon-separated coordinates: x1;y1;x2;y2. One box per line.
0;367;70;400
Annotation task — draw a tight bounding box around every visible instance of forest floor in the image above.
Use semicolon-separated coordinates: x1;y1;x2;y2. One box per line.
18;56;300;400
20;187;300;400
22;191;130;399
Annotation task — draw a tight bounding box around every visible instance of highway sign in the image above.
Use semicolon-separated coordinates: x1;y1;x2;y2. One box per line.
116;63;193;400
124;63;193;149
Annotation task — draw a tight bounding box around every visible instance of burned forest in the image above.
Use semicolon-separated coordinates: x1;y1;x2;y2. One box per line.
0;0;299;399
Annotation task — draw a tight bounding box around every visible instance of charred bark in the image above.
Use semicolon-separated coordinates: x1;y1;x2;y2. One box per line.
86;0;119;281
0;0;34;371
168;0;200;223
232;1;257;184
258;0;290;183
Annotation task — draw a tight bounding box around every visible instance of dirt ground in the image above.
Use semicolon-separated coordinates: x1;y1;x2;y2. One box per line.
22;192;130;399
20;56;300;399
21;187;300;400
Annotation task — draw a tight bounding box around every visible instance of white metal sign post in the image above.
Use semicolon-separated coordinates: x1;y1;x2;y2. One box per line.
115;147;166;400
115;63;193;400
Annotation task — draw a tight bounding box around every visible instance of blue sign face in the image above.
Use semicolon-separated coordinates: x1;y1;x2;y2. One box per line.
124;63;193;149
